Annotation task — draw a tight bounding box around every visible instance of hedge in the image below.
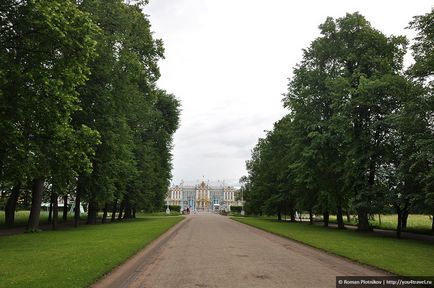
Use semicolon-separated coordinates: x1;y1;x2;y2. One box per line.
230;206;243;213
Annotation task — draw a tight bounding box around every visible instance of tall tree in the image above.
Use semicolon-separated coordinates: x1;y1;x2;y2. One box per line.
0;0;99;230
76;0;178;223
408;8;434;231
314;13;408;231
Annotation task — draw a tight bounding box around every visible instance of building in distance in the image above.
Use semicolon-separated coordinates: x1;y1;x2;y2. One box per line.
167;180;241;212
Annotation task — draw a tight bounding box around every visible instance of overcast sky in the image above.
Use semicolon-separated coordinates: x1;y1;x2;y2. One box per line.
143;1;432;187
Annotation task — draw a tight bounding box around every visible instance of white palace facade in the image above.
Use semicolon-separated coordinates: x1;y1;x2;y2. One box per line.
167;180;240;212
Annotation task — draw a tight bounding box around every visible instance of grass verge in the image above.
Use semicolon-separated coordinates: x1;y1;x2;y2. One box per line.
0;216;183;288
232;216;434;276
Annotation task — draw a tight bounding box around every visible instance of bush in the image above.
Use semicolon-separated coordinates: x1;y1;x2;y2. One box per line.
230;206;242;213
168;205;181;212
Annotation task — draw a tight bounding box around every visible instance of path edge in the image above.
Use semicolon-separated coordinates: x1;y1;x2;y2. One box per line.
91;216;190;288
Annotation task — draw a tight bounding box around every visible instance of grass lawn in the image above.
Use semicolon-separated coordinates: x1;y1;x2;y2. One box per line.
0;211;52;228
0;211;89;229
326;214;433;233
232;216;434;276
0;210;183;229
0;216;183;288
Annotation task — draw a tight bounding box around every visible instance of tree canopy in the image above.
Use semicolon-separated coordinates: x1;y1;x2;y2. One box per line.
0;0;180;229
242;11;434;234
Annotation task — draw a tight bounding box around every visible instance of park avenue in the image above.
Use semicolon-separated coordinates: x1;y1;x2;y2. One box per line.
94;213;386;288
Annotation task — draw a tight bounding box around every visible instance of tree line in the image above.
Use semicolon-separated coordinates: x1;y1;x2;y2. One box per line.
241;11;434;236
0;0;180;231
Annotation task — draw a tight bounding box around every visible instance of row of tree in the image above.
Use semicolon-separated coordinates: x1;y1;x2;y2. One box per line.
241;11;434;236
0;0;180;230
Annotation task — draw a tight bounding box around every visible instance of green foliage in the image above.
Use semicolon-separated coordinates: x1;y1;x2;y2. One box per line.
168;205;181;212
0;0;180;227
75;0;180;219
408;8;434;217
230;206;243;213
0;0;99;183
242;11;434;232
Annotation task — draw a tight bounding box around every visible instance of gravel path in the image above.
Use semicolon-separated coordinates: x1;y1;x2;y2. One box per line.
93;213;388;288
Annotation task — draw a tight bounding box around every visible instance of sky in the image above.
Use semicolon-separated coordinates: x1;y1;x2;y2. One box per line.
143;1;433;187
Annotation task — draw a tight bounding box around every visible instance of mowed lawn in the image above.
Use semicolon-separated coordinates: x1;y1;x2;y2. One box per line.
0;211;81;228
0;216;183;288
327;214;433;232
233;217;434;276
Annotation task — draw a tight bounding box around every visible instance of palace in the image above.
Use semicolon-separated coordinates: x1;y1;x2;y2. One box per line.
167;180;240;212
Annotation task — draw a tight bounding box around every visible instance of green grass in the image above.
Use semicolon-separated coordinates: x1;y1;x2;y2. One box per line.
0;210;87;228
0;216;183;288
0;211;48;228
0;210;184;228
232;216;434;276
326;214;433;233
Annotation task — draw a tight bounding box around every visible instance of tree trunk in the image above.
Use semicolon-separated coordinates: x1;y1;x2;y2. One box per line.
277;210;282;221
402;210;409;229
118;200;125;220
74;190;81;227
123;199;132;219
309;209;313;225
48;193;54;224
356;209;371;231
336;205;345;229
27;178;45;231
52;193;58;230
396;208;402;238
87;200;98;224
5;184;20;227
102;203;108;224
346;210;351;222
289;206;296;222
23;188;30;210
378;213;382;225
132;207;136;218
323;210;329;227
111;199;118;222
62;195;68;222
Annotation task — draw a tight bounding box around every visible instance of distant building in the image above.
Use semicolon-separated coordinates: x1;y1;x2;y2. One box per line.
167;180;240;212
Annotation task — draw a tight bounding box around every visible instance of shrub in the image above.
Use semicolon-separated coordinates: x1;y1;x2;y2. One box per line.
230;206;242;213
168;205;181;212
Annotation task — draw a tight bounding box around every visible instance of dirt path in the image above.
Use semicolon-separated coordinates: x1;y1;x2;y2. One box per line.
93;213;388;288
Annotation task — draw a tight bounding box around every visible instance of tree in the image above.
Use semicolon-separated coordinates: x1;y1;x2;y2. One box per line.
242;116;298;220
0;0;99;230
245;13;418;235
75;0;179;224
315;13;408;231
284;27;349;228
408;8;434;231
